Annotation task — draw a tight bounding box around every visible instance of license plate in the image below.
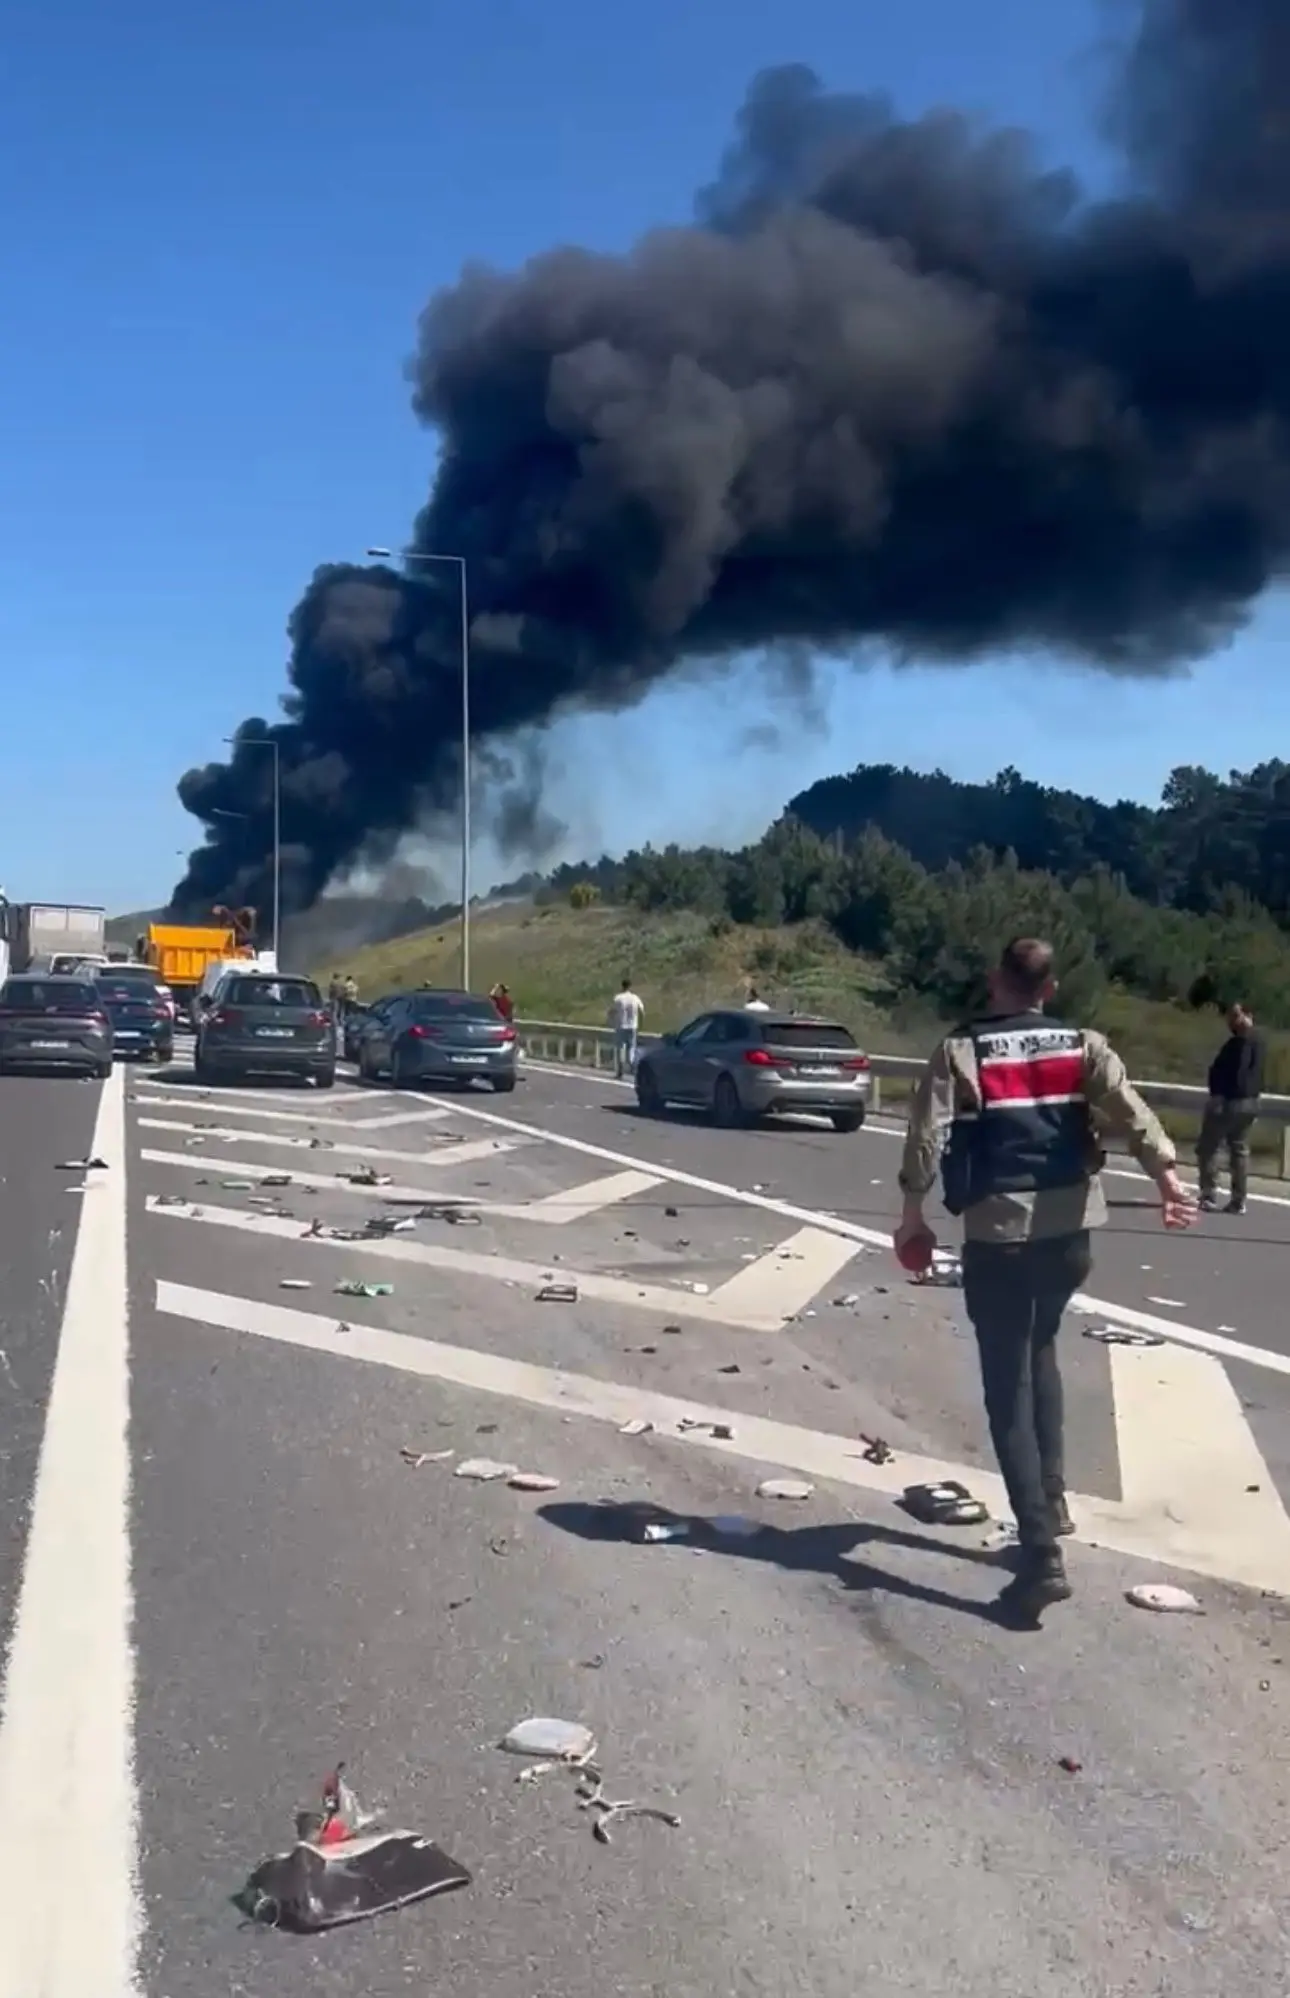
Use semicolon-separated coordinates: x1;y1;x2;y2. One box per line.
31;1038;71;1049
800;1065;840;1077
256;1027;294;1038
451;1053;488;1064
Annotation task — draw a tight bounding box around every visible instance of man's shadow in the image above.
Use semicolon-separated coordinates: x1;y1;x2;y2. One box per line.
537;1500;1031;1628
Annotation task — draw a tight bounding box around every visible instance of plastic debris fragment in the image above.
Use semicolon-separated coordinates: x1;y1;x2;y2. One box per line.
1083;1325;1165;1346
756;1478;814;1501
399;1447;454;1467
618;1418;654;1436
500;1717;597;1763
535;1282;578;1303
454;1458;519;1482
508;1472;560;1492
1125;1583;1204;1614
279;1279;311;1290
334;1280;393;1297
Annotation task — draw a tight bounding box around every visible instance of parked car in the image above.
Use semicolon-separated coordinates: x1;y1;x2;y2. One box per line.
0;974;113;1079
633;1008;871;1130
356;988;518;1091
93;966;175;1062
343;993;400;1064
194;972;335;1087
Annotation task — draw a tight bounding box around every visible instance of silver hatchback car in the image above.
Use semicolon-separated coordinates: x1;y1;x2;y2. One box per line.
635;1008;871;1130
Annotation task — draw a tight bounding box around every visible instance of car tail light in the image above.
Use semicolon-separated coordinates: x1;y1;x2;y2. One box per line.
498;1026;517;1043
88;1012;109;1028
306;1011;331;1028
744;1047;791;1068
210;1007;242;1027
152;1003;171;1019
407;1024;440;1040
842;1055;870;1071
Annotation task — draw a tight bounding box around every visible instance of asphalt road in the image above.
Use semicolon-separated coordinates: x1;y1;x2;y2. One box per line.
4;1055;1290;1996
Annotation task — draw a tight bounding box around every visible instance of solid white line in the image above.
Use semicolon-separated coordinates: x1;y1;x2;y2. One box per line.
486;1168;665;1224
154;1280;1290;1592
0;1066;141;1995
139;1077;390;1108
133;1092;446;1131
143;1199;788;1330
439;1093;1290;1379
1108;1339;1290;1585
140;1142;519;1191
705;1226;868;1322
136;1117;493;1167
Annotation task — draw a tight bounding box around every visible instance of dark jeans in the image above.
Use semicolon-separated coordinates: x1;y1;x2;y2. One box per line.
1197;1102;1256;1205
961;1231;1093;1549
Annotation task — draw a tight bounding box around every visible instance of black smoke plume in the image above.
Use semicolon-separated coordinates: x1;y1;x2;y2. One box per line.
174;0;1290;919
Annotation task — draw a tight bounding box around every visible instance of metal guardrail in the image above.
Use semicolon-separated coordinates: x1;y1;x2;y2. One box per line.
517;1017;1290;1178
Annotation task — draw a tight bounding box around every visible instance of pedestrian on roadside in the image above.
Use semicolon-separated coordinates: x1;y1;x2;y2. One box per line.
894;936;1195;1622
744;986;770;1011
607;975;644;1078
1197;1003;1265;1215
490;982;515;1023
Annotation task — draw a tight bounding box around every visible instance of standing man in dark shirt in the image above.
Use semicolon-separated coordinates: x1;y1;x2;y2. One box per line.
1197;1004;1265;1215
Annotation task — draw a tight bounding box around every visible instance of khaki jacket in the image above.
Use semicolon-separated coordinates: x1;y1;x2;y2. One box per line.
899;1024;1176;1245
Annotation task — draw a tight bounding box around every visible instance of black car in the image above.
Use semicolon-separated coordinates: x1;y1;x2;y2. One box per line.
195;972;335;1086
0;975;113;1078
93;966;174;1063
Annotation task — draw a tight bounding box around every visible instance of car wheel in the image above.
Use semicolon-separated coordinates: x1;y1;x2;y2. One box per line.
314;1068;336;1091
492;1075;517;1093
391;1049;410;1089
829;1109;866;1133
635;1064;664;1118
95;1060;113;1081
712;1074;747;1129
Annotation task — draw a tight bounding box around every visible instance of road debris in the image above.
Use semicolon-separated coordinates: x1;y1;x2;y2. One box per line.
678;1417;734;1440
688;1281;711;1295
221;1179;256;1191
236;1765;470;1931
308;1136;335;1149
618;1418;654;1436
1083;1325;1166;1347
363;1215;416;1236
279;1279;312;1291
1125;1583;1204;1614
1057;1755;1083;1775
1145;1296;1186;1309
576;1771;682;1845
399;1446;454;1467
535;1282;579;1303
756;1478;814;1501
334;1280;393;1298
57;1156;108;1171
154;1193;190;1208
263;1173;293;1187
664;1205;679;1218
345;1168;393;1187
833;1293;861;1308
662;1323;683;1335
901;1480;987;1526
509;1471;560;1492
860;1435;894;1466
910;1252;963;1288
454;1458;519;1482
717;1363;741;1375
500;1717;597;1771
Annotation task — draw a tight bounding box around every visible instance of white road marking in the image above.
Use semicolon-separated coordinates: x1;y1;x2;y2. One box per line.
139;1141;521;1190
136;1116;503;1168
140;1077;393;1108
704;1226;867;1322
156;1279;1290;1592
486;1168;665;1224
144;1198;790;1330
440;1092;1290;1379
134;1092;447;1131
0;1066;142;1995
1108;1338;1290;1589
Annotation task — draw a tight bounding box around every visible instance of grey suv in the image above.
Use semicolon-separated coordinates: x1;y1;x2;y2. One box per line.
194;973;335;1087
634;1009;871;1130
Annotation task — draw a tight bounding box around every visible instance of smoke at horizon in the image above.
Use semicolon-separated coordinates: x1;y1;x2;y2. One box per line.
173;0;1290;919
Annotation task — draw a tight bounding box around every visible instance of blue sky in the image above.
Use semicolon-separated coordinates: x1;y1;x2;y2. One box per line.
2;0;1283;913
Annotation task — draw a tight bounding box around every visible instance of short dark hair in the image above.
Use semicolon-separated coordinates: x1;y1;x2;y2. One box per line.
1000;935;1055;1001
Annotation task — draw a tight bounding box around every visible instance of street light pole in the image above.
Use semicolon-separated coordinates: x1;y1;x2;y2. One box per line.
367;546;471;988
224;736;281;965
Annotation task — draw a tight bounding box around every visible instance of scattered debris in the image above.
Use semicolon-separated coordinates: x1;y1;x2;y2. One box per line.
509;1472;560;1492
334;1281;393;1298
1057;1755;1083;1775
535;1282;579;1303
399;1446;454;1467
982;1520;1019;1552
56;1156;108;1171
678;1418;734;1440
664;1205;679;1218
860;1435;894;1466
901;1480;988;1526
454;1458;519;1482
236;1766;470;1931
262;1173;293;1187
1145;1296;1186;1309
717;1362;741;1376
662;1323;683;1336
910;1252;963;1288
618;1418;654;1436
154;1193;190;1208
489;1535;512;1556
1083;1325;1165;1347
500;1717;597;1767
1218;1323;1237;1334
756;1478;814;1501
688;1282;710;1295
1125;1583;1204;1614
363;1216;415;1236
833;1293;860;1308
576;1771;682;1845
221;1179;256;1192
279;1279;312;1291
308;1136;335;1149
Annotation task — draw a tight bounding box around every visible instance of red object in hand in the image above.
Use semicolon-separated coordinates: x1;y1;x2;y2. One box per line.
895;1230;936;1274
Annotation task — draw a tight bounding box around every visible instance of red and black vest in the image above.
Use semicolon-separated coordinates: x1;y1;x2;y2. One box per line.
941;1011;1094;1216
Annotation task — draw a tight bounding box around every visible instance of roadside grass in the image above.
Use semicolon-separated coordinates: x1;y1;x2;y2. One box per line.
330;900;1290;1175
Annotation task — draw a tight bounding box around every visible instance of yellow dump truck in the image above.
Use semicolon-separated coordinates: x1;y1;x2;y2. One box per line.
142;907;257;1013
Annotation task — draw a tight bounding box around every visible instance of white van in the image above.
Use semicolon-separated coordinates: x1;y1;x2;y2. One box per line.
191;958;251;1028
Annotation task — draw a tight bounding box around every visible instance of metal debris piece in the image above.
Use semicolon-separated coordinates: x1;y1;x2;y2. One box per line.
678;1418;734;1440
833;1293;860;1307
500;1717;597;1765
1145;1297;1185;1309
664;1205;679;1218
345;1168;393;1187
57;1156;108;1171
1083;1325;1165;1347
263;1173;293;1187
618;1418;654;1436
221;1179;256;1191
860;1435;894;1466
334;1280;394;1297
1125;1583;1204;1614
279;1279;311;1291
399;1446;454;1467
535;1282;579;1303
454;1458;519;1482
756;1478;814;1501
717;1363;741;1375
508;1472;560;1492
154;1193;190;1208
576;1771;681;1845
662;1323;683;1336
688;1282;710;1295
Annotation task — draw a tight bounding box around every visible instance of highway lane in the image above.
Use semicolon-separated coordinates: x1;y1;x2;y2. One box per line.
7;1062;1290;1993
513;1062;1290;1364
0;1070;103;1674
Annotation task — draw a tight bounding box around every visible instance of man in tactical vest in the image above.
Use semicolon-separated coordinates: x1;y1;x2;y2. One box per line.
894;937;1195;1622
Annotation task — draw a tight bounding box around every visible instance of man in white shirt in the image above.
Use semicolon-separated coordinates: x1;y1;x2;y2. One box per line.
607;976;644;1077
744;986;770;1011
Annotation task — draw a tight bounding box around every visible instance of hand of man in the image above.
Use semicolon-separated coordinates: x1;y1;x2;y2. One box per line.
893;1212;938;1271
1157;1168;1198;1230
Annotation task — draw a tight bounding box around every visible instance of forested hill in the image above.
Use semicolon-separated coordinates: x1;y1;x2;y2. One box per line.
787;762;1290;922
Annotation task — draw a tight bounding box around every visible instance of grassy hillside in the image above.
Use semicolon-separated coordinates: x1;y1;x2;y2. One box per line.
324;897;1290;1087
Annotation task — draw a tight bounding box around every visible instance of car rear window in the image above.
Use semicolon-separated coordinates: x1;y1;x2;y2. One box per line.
99;980;161;1002
224;977;321;1009
412;994;503;1022
1;979;99;1012
762;1022;858;1051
